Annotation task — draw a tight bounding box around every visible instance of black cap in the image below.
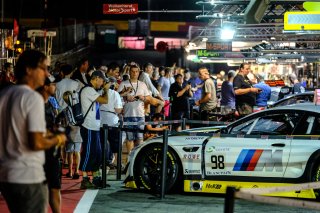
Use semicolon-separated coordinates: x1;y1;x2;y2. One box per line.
91;70;109;82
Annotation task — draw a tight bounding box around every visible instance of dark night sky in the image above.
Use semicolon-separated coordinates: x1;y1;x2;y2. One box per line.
3;0;202;23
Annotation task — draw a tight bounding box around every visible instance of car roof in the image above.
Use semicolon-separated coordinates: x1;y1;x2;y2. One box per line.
270;91;314;106
267;102;320;113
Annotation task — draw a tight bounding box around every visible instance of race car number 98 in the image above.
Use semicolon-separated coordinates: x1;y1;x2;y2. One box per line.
211;155;225;169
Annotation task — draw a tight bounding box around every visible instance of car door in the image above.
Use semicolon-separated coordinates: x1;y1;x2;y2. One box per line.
285;112;320;179
204;110;302;180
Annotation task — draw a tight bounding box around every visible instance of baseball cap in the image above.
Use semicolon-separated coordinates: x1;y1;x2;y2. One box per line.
91;70;109;82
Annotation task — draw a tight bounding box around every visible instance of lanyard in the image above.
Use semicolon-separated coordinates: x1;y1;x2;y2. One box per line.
129;80;139;96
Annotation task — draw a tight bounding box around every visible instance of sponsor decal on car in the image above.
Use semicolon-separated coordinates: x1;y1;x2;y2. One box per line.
205;183;222;189
185;169;201;174
183;154;200;160
206;146;230;153
233;149;283;172
185;137;205;140
206;171;231;175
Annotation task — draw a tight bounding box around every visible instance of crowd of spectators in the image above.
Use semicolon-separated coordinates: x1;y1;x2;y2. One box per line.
0;53;307;212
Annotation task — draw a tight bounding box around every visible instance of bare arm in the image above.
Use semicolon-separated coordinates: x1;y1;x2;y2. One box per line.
114;108;122;114
234;87;260;95
28;132;66;151
96;83;111;104
177;84;191;97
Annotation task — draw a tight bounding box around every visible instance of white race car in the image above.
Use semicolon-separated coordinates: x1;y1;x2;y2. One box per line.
124;103;320;199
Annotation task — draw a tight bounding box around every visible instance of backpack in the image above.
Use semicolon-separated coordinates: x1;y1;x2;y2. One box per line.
62;86;94;126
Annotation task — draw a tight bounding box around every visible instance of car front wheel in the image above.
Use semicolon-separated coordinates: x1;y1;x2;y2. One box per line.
134;144;180;193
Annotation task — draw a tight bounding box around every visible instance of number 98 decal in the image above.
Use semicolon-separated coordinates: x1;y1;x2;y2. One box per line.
211;155;225;169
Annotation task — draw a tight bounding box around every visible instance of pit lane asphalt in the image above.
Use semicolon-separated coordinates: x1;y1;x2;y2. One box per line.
85;177;319;213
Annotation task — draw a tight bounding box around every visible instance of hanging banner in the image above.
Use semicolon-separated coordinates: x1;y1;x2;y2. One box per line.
103;4;138;15
206;42;232;51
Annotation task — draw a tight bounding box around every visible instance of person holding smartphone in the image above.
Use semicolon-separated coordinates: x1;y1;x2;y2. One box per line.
233;63;261;117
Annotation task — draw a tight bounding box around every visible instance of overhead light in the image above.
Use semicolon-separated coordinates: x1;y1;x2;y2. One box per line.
210;0;215;5
220;21;237;40
220;28;235;40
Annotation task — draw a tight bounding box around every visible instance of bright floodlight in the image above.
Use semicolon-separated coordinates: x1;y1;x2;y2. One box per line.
220;28;235;40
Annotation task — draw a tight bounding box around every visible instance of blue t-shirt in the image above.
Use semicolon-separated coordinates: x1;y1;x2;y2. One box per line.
190;77;203;101
220;81;235;108
254;82;271;107
48;96;60;110
158;76;171;101
293;82;305;94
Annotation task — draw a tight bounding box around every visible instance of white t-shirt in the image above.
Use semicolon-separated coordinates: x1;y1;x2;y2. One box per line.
100;89;123;127
0;85;46;184
81;87;101;131
55;78;81;110
118;80;150;117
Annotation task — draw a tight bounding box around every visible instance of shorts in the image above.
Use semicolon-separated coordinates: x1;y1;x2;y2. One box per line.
0;181;48;213
108;127;120;153
124;117;144;141
163;100;170;117
79;127;102;172
236;103;253;116
65;142;82;153
44;148;62;189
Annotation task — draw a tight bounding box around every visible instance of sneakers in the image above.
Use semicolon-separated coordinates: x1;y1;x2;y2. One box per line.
80;177;95;189
92;176;103;189
72;173;80;179
66;172;72;178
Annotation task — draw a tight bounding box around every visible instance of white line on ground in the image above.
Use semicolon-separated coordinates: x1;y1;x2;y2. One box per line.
74;190;99;213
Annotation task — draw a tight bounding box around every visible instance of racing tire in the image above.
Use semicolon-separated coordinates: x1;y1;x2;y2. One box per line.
134;144;180;193
311;162;320;199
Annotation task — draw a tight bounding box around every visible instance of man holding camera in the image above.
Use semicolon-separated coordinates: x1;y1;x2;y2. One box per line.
79;70;110;189
233;63;261;117
169;74;193;131
118;65;151;155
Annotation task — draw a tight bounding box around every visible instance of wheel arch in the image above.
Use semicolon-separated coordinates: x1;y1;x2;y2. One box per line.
304;149;320;181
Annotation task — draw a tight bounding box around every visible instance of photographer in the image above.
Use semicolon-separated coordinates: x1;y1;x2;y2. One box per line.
169;74;193;131
37;75;65;213
100;77;123;169
117;65;151;155
79;70;110;189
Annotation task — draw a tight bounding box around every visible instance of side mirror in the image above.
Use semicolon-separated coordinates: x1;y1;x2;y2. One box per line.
220;127;228;134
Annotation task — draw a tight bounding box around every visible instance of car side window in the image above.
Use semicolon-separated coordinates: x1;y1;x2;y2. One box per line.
308;116;320;135
247;113;300;135
229;119;256;134
277;97;297;107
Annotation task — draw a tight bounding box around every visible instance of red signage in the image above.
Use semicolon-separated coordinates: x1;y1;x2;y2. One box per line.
103;4;138;14
265;80;285;87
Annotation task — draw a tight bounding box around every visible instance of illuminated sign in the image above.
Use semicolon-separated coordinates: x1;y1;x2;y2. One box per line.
284;11;320;30
264;80;285;87
206;42;232;51
196;50;222;58
118;37;145;50
103;4;138;15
